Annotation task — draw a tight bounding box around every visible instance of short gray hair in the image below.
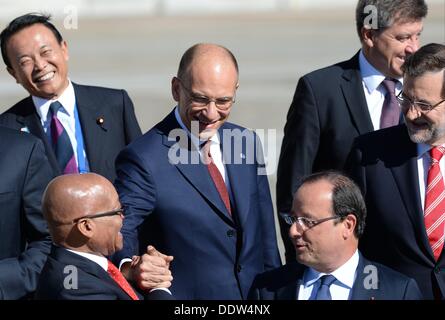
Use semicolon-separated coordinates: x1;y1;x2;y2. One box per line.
355;0;428;41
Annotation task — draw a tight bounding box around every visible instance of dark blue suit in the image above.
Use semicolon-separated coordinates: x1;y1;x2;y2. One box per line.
346;124;445;300
35;245;173;300
0;127;54;299
114;109;281;299
248;253;422;300
276;53;374;263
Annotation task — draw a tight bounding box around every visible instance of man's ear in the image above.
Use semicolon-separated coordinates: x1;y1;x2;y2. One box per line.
171;76;180;102
361;27;375;48
75;219;95;239
7;66;20;84
342;214;357;239
60;40;69;62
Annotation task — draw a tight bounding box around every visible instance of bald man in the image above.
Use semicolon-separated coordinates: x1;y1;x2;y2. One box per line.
114;43;281;299
35;173;173;300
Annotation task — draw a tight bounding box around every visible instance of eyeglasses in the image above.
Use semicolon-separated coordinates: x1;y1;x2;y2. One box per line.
177;78;235;110
72;208;124;223
280;213;341;231
397;91;445;113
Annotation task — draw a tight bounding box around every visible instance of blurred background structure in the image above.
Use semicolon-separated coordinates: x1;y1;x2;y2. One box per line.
0;0;444;262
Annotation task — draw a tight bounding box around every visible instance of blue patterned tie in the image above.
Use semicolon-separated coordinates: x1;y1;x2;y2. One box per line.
49;101;78;174
315;274;336;300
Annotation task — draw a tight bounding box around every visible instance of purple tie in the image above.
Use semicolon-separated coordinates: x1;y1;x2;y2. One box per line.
49;101;78;174
379;78;400;129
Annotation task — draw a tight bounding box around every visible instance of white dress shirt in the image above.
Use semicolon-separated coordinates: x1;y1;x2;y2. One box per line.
359;50;403;131
66;248;109;271
417;143;445;212
298;250;359;300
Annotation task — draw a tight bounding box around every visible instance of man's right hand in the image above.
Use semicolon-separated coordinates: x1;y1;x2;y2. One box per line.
122;245;174;291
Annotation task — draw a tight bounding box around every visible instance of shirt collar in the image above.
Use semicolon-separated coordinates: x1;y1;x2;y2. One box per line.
417;143;445;158
359;50;403;94
173;106;220;150
32;79;75;121
65;248;108;272
303;249;359;289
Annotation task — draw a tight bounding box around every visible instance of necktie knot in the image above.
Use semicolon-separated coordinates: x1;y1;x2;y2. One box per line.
320;274;336;287
49;101;63;115
381;78;397;94
314;274;336;300
430;146;445;163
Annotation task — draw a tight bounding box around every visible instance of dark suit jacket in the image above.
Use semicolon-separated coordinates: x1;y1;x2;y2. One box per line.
113;109;282;299
346;124;445;300
0;127;54;299
0;83;142;182
249;252;422;300
276;52;373;263
35;245;173;300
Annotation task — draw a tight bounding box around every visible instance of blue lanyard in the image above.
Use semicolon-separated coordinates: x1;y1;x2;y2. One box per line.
73;105;89;173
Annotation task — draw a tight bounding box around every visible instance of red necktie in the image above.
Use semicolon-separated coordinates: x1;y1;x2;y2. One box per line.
107;260;139;300
424;146;445;260
202;141;232;215
379;78;400;129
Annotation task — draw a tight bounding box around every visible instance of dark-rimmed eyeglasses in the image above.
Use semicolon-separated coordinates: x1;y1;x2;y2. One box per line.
280;213;340;231
72;208;124;223
397;91;445;113
177;77;235;110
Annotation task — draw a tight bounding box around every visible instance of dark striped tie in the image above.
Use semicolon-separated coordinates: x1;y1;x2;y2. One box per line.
49;101;78;174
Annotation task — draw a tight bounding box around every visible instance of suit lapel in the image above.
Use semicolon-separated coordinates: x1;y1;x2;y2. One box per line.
159;111;234;226
340;52;374;134
17;97;60;173
220;125;252;227
73;83;105;173
351;254;376;300
388;128;434;260
51;246;126;293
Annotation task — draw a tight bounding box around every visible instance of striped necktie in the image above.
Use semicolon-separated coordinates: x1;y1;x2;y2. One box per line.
424;146;445;260
49;101;78;174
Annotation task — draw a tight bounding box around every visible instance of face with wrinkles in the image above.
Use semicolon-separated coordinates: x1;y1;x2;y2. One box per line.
171;45;238;140
5;23;69;99
362;20;423;78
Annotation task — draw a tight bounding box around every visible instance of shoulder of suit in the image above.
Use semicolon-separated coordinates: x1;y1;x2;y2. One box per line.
360;257;415;284
355;124;407;147
0;95;33;118
302;54;359;82
72;82;126;95
252;263;304;290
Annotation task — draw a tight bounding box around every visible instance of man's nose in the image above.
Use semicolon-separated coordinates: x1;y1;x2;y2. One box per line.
289;221;303;238
405;37;420;54
33;55;47;71
203;101;220;120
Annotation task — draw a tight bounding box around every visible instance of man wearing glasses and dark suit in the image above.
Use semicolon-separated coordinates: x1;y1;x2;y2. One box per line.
249;171;422;300
114;43;281;299
347;43;445;300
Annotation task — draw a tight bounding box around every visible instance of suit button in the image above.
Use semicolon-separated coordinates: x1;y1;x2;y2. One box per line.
435;266;441;274
227;229;235;237
237;264;242;273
